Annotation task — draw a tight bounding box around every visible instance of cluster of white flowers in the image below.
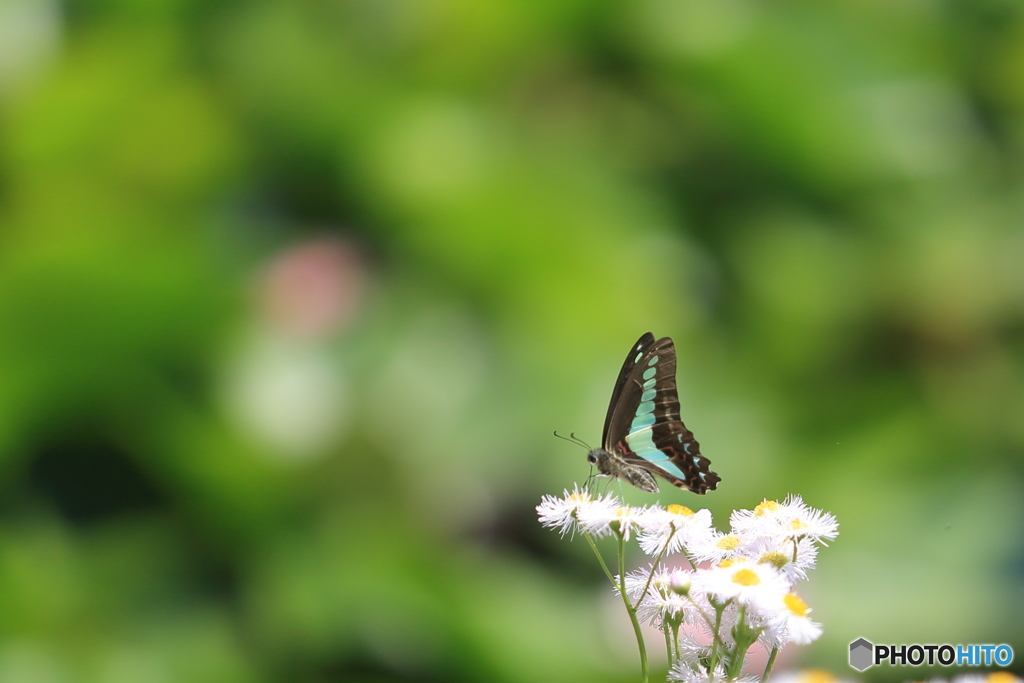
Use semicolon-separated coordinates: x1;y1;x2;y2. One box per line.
770;670;1021;683
537;487;839;682
926;674;1024;683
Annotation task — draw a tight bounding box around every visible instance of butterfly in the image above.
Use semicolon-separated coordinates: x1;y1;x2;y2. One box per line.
586;332;720;494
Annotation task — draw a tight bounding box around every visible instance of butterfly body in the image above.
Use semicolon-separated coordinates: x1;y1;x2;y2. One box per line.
587;333;720;494
587;448;659;493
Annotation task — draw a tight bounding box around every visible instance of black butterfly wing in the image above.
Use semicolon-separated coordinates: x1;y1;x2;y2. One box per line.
601;332;656;446
603;333;720;494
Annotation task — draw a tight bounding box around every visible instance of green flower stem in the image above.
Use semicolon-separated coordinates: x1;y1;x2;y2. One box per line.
680;550;697;571
618;532;649;683
708;601;725;674
762;647;780;683
725;605;748;680
582;530;648;683
634;529;676;609
726;605;762;681
583;532;616;585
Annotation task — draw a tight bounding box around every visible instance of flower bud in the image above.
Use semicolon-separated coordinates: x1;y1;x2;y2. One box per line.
670;570;691;596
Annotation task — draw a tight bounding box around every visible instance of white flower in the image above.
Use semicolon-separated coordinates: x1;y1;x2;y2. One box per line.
686;529;751;564
770;671;856;683
765;592;822;645
778;495;839;543
748;536;819;582
655;590;690;622
667;662;724;683
671;631;712;670
731;496;838;546
650;570;697;625
536;486;617;536
619;566;698;626
638;504;715;556
946;674;1023;683
636;586;689;627
579;501;653;540
620;565;665;602
730;499;785;536
668;661;758;683
698;558;789;607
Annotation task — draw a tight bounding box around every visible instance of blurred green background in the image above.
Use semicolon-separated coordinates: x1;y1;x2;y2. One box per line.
1;0;1023;681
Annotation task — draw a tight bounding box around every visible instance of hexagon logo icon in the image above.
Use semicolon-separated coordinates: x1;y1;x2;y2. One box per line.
849;638;874;671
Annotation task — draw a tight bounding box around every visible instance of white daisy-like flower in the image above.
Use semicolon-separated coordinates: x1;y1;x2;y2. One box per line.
765;592;822;645
770;670;856;683
668;661;758;683
732;496;838;546
638;586;689;627
623;567;699;626
758;615;789;650
750;536;819;582
687;529;750;564
536;486;618;536
619;565;667;602
672;630;712;670
633;593;662;625
698;557;789;607
778;495;839;544
947;675;1023;683
578;501;652;540
682;582;741;646
657;589;690;620
667;661;723;683
730;498;787;536
638;504;715;556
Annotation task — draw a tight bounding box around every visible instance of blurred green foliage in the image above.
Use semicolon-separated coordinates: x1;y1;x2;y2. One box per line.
0;0;1023;681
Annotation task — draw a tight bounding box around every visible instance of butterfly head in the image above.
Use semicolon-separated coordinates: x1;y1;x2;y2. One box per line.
586;448;617;477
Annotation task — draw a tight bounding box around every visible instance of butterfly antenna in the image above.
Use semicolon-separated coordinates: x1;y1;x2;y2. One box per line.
569;432;592;450
553;431;590;450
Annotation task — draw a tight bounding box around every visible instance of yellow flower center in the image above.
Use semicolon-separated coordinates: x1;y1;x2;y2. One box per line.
732;568;761;587
758;551;788;569
718;559;735;568
754;500;781;516
616;507;632;518
987;673;1019;683
666;504;694;516
783;593;809;617
568;492;589;503
715;535;740;550
801;669;836;683
790;519;809;530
